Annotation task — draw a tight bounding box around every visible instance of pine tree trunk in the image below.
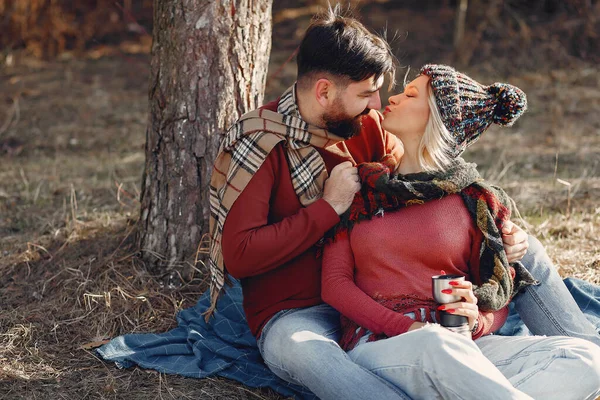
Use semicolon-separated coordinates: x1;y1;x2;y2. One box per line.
138;0;272;279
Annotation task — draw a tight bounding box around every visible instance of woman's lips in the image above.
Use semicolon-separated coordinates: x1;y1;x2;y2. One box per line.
383;106;392;115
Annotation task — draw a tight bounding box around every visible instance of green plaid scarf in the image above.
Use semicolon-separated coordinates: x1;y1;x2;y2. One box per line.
206;85;345;320
330;155;536;311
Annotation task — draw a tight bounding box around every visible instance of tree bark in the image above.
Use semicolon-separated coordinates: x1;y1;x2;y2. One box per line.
138;0;273;278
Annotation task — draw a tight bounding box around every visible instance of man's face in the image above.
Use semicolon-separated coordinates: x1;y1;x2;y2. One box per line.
322;75;383;139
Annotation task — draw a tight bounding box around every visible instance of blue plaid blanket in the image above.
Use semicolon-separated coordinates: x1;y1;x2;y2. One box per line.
98;277;599;399
97;278;316;399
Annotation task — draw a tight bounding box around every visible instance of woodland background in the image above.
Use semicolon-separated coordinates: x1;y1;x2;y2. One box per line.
1;0;599;398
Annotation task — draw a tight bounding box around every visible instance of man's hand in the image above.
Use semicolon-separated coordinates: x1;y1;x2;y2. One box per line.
322;161;361;215
502;220;529;263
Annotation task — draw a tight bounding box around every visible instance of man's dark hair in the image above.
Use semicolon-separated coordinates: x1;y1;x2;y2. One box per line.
297;5;396;90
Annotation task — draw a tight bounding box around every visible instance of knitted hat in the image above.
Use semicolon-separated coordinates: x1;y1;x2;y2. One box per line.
419;64;527;157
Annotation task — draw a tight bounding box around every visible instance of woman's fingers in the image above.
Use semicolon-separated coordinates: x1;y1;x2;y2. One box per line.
439;301;477;313
439;302;479;331
447;288;477;304
439;280;479;331
443;281;477;304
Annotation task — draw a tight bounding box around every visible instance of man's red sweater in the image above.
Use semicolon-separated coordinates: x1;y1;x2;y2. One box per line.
221;100;402;337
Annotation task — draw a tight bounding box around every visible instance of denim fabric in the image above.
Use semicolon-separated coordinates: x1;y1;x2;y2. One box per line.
348;324;600;399
499;235;600;347
258;303;411;400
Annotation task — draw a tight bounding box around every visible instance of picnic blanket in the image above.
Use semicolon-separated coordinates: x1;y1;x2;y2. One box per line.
97;277;599;399
96;278;317;400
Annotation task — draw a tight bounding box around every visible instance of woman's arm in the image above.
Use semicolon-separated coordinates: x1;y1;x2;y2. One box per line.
322;234;416;337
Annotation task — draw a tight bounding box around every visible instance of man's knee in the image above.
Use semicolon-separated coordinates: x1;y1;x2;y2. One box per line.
520;234;554;280
522;235;547;265
262;320;344;372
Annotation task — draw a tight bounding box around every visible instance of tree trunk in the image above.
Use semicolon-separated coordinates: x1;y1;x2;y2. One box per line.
138;0;273;279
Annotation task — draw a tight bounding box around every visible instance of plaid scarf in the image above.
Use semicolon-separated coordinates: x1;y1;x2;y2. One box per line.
205;86;345;320
330;155;536;311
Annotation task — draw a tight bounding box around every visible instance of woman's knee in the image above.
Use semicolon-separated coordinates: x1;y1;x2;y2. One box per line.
424;325;478;348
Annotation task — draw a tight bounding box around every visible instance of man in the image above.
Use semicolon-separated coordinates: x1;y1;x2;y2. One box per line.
208;8;600;400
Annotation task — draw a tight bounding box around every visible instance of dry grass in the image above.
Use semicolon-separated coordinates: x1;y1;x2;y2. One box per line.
0;54;284;399
1;3;599;400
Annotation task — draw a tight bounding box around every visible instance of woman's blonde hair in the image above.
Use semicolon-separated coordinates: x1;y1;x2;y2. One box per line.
416;86;455;172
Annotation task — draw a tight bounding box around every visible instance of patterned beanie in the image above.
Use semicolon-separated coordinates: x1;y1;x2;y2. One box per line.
419;64;527;157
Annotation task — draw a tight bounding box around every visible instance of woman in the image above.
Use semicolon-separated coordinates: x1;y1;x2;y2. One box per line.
321;64;600;399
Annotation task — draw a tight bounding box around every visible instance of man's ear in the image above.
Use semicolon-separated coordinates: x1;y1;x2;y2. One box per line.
315;78;335;108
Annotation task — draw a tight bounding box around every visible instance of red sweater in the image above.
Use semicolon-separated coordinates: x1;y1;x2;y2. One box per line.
321;195;509;341
222;100;402;337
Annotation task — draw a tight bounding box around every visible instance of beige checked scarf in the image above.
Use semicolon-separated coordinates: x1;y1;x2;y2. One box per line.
205;85;345;320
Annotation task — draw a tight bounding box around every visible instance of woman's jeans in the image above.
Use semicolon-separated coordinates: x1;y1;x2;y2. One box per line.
257;235;600;398
259;306;600;400
347;325;600;399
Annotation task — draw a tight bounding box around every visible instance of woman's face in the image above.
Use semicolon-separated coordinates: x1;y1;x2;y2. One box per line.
382;75;431;140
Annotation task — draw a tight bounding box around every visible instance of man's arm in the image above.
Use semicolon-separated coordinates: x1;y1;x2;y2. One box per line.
222;147;359;279
222;149;338;278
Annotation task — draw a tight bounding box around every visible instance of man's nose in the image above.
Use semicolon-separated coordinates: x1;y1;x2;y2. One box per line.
368;91;382;110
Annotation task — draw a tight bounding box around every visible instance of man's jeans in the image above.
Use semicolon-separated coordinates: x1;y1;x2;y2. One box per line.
507;235;600;347
257;304;411;400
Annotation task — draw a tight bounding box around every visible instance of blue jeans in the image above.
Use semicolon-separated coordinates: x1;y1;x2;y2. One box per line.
505;235;600;347
259;235;600;398
348;325;600;399
257;303;411;400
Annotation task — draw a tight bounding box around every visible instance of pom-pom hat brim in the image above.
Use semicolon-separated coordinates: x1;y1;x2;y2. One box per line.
418;64;527;156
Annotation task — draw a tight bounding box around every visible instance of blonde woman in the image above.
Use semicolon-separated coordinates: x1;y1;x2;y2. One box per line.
321;64;600;399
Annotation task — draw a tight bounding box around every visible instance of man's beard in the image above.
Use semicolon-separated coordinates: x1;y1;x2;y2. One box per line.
323;105;370;139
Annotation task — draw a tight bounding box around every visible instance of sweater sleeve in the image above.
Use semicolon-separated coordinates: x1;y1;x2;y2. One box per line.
472;306;510;340
322;234;415;337
222;146;340;279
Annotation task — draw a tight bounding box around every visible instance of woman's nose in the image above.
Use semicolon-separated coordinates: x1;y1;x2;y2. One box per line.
388;94;400;105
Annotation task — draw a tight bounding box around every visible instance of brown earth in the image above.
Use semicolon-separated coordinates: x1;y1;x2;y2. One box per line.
1;2;599;399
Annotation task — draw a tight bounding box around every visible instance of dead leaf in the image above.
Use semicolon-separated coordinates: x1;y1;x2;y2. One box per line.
78;339;111;350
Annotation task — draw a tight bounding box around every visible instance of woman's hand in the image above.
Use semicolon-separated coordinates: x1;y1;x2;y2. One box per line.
438;279;479;332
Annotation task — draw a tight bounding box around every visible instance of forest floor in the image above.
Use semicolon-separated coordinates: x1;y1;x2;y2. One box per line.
1;2;599;399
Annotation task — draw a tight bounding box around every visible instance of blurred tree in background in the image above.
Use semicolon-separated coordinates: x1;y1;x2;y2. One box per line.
1;1;597;62
0;0;152;58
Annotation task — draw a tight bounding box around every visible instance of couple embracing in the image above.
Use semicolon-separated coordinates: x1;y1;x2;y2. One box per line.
208;7;600;400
